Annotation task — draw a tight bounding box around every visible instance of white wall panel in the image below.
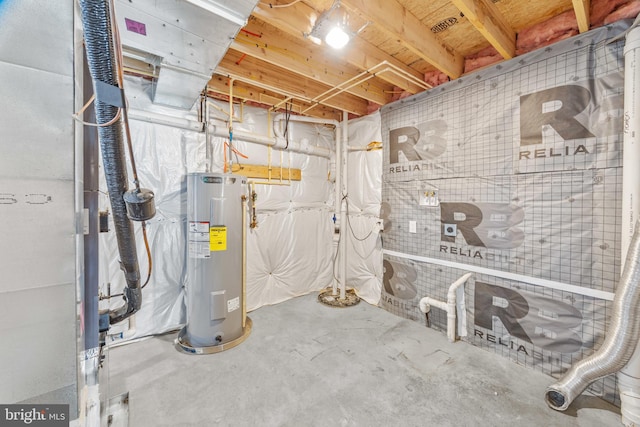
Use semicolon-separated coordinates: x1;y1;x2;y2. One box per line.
0;0;77;412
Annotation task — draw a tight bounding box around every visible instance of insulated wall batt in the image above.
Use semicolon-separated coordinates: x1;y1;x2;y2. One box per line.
345;112;383;305
380;22;628;405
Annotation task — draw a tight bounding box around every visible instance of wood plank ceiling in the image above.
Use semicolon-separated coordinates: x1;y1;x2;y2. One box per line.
126;0;634;120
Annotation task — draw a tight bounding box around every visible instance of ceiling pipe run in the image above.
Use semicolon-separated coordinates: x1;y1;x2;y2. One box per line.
126;108;332;158
219;59;431;118
298;61;432;116
271;114;334;158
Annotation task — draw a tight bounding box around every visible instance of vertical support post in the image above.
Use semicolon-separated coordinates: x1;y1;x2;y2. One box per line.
333;119;342;296
340;111;348;300
619;26;640;427
82;51;100;364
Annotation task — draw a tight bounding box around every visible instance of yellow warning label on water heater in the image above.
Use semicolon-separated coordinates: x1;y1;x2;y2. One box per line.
209;226;227;251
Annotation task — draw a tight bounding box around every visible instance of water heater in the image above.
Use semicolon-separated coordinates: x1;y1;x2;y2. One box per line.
176;173;251;354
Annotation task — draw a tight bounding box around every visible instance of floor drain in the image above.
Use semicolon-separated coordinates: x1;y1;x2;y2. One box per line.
318;288;361;307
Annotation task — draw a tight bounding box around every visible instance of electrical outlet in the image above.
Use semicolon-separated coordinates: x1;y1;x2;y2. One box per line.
419;190;439;207
443;223;457;237
409;221;417;233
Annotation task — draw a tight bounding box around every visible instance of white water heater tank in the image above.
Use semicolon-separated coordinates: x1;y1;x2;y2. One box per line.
176;173;251;354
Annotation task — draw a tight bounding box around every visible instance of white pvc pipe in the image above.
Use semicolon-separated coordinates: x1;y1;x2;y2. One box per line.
128;109;203;132
622;27;640;265
274;113;339;128
127;108;332;158
333;123;342;296
418;272;474;343
340;111;348;300
619;26;640;427
270;115;333;158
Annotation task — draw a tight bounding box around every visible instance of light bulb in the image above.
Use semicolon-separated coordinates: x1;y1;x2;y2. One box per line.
325;25;350;49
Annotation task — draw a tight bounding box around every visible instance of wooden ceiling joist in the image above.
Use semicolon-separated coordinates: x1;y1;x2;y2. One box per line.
125;0;621;121
232;19;394;106
341;0;464;79
572;0;590;33
207;75;342;120
216;50;369;116
252;1;428;94
450;0;516;59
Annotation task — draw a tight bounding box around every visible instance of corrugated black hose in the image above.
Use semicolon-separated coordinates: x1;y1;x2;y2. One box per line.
79;0;141;324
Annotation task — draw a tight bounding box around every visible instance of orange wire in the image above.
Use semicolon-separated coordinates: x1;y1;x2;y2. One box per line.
224;141;249;173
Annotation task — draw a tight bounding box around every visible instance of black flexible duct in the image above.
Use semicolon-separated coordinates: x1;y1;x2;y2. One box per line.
79;0;141;324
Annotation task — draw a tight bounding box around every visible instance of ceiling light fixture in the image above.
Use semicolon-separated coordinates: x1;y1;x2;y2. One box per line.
305;0;367;50
325;24;350;49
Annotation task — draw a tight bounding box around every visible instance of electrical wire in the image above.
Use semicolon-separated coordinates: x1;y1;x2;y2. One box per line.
283;101;291;149
140;221;152;289
331;195;347;283
345;197;373;241
100;222;152;300
224;141;249;172
112;0;153;291
260;0;302;8
345;196;381;260
101;0;153;298
72;94;122;127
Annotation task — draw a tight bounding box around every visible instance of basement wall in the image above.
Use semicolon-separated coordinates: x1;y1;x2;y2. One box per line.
101;80;341;341
344;112;383;305
379;21;629;405
0;0;78;414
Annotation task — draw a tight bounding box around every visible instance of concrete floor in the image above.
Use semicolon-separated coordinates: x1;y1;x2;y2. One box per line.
108;293;621;426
